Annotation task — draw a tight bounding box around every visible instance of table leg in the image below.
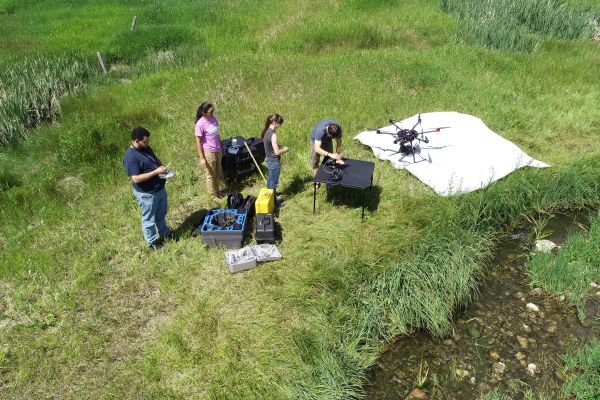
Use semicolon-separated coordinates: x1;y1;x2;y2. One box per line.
362;175;372;222
362;189;365;221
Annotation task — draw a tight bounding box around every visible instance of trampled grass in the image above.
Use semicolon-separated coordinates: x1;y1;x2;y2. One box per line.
0;0;599;399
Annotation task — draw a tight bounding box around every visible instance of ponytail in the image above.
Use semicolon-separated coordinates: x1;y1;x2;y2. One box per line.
195;101;213;123
261;114;284;139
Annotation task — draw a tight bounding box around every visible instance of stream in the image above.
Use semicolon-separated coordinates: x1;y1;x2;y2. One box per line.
365;212;600;399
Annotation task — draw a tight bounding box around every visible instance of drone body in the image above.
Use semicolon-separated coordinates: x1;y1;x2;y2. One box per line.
376;114;444;163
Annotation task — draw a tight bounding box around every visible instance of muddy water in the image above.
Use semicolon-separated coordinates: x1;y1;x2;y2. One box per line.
365;212;599;399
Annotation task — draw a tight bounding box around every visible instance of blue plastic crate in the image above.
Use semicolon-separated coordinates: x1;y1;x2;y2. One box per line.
201;209;247;248
201;209;246;232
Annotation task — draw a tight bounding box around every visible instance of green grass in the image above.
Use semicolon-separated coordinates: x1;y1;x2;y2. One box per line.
562;340;600;399
526;211;600;320
0;57;95;145
0;0;599;398
442;0;600;51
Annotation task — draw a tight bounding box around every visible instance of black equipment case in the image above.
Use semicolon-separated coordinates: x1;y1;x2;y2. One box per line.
254;213;276;242
221;136;265;181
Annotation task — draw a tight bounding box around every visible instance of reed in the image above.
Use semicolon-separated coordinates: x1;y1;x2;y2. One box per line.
0;57;94;145
441;0;599;51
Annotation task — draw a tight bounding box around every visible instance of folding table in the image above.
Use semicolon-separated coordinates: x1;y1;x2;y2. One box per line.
313;158;375;221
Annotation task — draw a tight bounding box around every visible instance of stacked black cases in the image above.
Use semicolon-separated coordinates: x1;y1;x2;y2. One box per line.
245;137;265;164
255;213;276;243
220;136;265;181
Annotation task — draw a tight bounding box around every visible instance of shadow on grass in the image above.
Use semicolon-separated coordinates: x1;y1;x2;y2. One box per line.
281;173;313;199
172;208;209;240
324;184;382;213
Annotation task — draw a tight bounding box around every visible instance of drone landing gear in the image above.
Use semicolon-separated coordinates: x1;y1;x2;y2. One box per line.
391;142;428;164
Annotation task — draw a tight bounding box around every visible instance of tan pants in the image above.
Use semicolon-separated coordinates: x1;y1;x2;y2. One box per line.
204;151;222;197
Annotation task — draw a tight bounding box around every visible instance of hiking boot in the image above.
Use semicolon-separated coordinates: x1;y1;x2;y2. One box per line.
148;241;164;252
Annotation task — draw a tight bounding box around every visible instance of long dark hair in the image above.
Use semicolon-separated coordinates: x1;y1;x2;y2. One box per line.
261;114;284;139
195;101;213;123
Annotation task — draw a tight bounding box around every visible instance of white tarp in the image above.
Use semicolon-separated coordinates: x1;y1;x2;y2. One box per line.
354;112;549;196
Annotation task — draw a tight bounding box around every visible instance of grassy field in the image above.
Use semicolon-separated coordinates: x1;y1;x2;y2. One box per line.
1;0;599;398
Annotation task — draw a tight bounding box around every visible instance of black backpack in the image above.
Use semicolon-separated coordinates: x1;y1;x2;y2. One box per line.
227;192;244;209
242;195;257;217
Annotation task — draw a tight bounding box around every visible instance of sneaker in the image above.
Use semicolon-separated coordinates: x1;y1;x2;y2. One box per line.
148;241;164;252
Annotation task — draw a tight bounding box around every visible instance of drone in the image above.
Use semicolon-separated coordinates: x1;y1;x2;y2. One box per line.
376;114;446;163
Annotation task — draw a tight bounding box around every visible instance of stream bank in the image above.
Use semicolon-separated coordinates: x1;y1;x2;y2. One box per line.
365;212;599;399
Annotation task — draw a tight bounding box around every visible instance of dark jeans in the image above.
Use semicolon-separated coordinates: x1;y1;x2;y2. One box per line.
266;160;280;192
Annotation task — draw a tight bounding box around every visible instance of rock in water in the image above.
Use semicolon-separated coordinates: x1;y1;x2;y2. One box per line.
534;239;557;253
468;326;481;339
493;362;506;375
526;303;540;312
455;369;469;379
405;388;428;399
517;336;529;349
490;351;500;361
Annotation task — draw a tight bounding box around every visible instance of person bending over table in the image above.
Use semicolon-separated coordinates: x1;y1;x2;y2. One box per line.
310;119;343;186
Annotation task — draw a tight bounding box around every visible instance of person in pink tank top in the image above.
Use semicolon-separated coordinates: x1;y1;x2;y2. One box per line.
195;101;224;201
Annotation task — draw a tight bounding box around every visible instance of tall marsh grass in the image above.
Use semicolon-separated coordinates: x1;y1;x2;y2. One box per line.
0;57;95;146
526;210;600;319
441;0;599;51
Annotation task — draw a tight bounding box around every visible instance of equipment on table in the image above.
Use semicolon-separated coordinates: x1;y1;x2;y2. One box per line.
255;213;276;243
313;158;375;221
255;188;275;214
323;158;345;183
